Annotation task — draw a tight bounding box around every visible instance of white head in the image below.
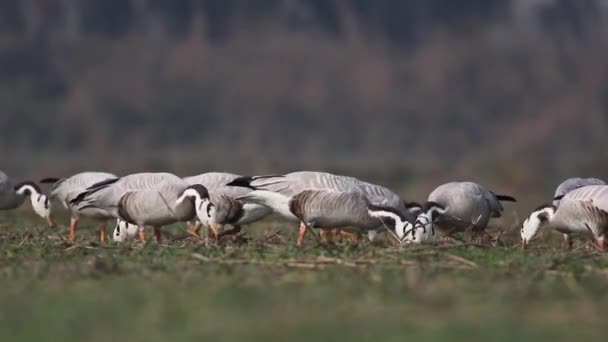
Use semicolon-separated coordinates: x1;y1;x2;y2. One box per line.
367;205;414;240
521;204;556;249
112;219;140;242
14;181;54;227
176;184;214;225
408;202;446;243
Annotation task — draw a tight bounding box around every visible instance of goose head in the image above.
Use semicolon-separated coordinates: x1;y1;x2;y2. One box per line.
521;204;555;249
112;219;140;242
176;184;216;229
14;181;54;227
367;205;414;240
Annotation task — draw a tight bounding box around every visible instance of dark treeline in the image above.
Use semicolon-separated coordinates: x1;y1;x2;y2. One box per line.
1;0;608;206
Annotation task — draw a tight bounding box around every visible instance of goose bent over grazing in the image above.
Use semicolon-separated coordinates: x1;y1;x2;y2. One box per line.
522;185;608;251
1;171;51;223
236;189;411;244
39;172;138;242
412;182;516;242
227;171;414;243
183;172;272;239
544;177;605;248
71;172;206;243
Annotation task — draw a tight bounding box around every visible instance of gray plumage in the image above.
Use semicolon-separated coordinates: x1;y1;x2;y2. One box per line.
417;182;516;238
72;172;196;227
553;177;606;206
235;171;408;213
523;185;608;250
229;171;415;239
290;190;387;231
551;185;608;238
237;189;410;233
44;172;118;220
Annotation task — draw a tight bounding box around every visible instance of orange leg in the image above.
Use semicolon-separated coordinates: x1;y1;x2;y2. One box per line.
188;221;202;235
99;223;106;242
69;217;78;242
297;222;308;246
154;226;162;243
597;236;605;251
319;229;338;243
138;226;146;243
339;231;361;243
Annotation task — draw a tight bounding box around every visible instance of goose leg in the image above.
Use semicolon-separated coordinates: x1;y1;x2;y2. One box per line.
188;221;202;235
209;223;220;241
563;234;573;250
138;226;146;243
296;222;307;246
597;236;605;251
99;223;106;242
153;226;162;243
339;230;361;243
69;217;78;242
319;229;334;243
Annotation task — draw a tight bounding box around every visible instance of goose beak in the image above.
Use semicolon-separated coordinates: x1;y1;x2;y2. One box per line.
46;214;56;228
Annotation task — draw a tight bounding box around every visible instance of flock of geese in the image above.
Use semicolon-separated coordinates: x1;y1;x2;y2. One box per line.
1;170;607;251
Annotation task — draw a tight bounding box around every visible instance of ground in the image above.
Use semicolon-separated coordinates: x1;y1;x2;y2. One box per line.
1;209;607;341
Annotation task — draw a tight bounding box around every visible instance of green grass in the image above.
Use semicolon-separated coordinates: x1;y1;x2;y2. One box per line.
1;209;607;342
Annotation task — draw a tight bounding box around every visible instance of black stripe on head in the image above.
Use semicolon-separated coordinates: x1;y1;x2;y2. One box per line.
532;203;556;213
493;193;517;202
421;201;445;212
404;201;422;209
367;204;408;221
187;184;210;199
553;194;565;201
14;181;42;194
40;178;61;184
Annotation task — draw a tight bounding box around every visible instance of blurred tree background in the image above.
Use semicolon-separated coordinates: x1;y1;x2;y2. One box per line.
1;0;607;207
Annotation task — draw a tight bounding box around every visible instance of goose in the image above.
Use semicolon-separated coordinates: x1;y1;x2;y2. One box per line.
522;184;608;251
550;177;605;248
411;182;517;243
183;172;272;239
39;172;139;242
1;171;51;222
227;171;415;244
70;172;207;243
235;189;411;244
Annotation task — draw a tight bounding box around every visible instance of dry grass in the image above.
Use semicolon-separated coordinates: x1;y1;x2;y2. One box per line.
1;209;608;341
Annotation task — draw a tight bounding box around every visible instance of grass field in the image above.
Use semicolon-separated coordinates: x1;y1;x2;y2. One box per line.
1;209;607;342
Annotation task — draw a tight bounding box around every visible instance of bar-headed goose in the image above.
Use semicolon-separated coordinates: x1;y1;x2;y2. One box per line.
522;184;608;251
411;182;516;242
235;188;410;246
71;172;207;243
183;172;272;239
227;171;414;243
38;172;138;242
1;171;51;224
